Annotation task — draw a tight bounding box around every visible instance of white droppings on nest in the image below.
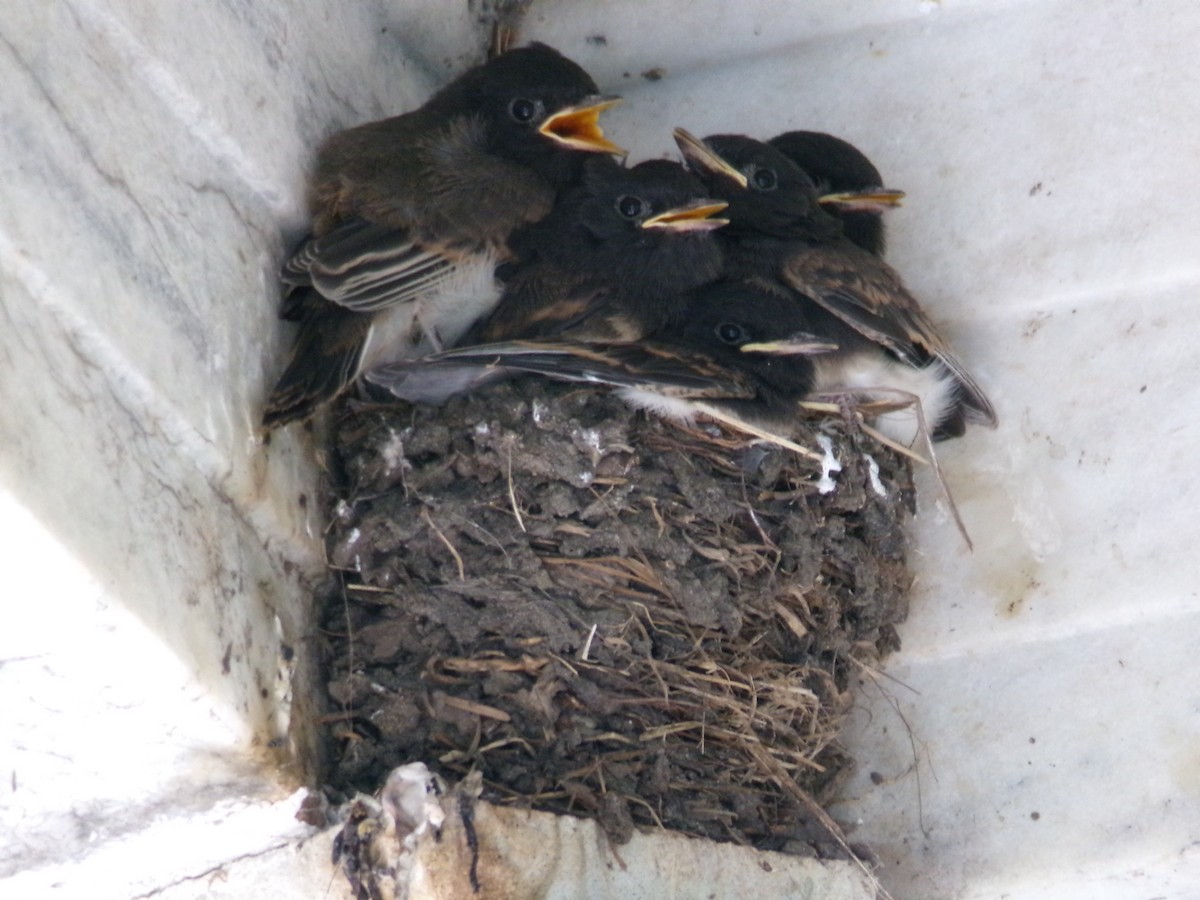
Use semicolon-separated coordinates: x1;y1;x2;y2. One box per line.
380;427;411;479
473;421;490;436
531;398;548;425
578;426;605;465
335;527;366;573
864;454;887;497
566;426;605;484
581;427;602;452
335;763;449;899
816;434;842;495
382;762;447;850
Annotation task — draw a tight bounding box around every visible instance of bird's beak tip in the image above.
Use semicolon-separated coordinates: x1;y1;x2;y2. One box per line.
641;200;729;232
540;97;625;155
673;128;747;188
740;337;839;356
818;189;906;211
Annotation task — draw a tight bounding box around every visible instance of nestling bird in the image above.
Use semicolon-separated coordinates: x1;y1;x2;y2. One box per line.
674;129;997;443
262;43;623;427
368;156;729;402
769;130;905;256
471;156;729;342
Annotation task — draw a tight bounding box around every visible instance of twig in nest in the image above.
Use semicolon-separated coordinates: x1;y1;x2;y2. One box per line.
437;693;512;722
434;654;549;676
849;656;930;837
421;507;465;580
579;623;598;661
692;402;824;461
773;601;809;641
548;653;580;677
803;388;973;550
478;735;537;756
640;721;705;741
337;573;357;725
746;742;891;900
542;555;673;600
506;444;526;533
858;422;929;466
645;496;668;538
799;401;927;465
882;388;972;552
624;793;666;830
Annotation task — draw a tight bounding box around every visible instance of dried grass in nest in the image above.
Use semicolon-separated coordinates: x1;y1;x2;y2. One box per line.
316;377;914;858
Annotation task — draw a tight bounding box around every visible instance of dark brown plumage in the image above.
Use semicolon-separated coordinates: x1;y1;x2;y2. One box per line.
366;156;728;404
675;129;996;442
471;156;729;344
769;130;904;257
263;43;622;428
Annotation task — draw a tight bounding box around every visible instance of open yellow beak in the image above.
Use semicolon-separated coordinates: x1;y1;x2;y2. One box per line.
673;127;748;188
539;96;625;155
641;199;729;232
818;188;906;211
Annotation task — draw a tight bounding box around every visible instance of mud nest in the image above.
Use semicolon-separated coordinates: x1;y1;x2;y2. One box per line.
315;378;914;857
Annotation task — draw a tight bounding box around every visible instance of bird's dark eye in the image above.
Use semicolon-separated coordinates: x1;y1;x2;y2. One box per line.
751;167;778;191
508;98;539;123
616;195;646;219
716;322;747;344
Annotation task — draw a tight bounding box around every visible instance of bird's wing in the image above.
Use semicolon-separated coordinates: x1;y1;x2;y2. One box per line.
366;340;757;404
284;115;556;317
472;261;611;342
782;242;997;426
456;341;757;396
476;269;665;345
282;218;464;314
262;298;371;427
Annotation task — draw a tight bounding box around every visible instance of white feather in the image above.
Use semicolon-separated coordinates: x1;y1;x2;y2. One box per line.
811;350;957;446
360;251;501;370
616;387;701;424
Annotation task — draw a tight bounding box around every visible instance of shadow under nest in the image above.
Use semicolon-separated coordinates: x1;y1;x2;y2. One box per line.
315;376;914;858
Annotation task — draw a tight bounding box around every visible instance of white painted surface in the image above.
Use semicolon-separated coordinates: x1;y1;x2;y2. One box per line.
408;795;875;900
519;2;1200;894
2;0;1197;896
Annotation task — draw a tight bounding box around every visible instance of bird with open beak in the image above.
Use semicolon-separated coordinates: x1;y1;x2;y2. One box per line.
769;130;905;257
262;43;623;428
674;128;996;444
368;156;730;404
